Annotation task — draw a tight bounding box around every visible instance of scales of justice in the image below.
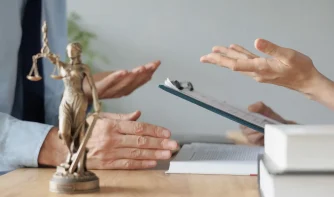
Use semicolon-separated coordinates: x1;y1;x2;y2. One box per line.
26;21;101;194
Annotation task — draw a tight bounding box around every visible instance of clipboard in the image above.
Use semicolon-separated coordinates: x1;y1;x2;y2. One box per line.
158;78;282;133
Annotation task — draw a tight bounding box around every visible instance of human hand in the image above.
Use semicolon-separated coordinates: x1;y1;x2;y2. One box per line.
240;101;296;146
200;39;325;94
85;111;178;169
83;60;160;101
38;111;178;169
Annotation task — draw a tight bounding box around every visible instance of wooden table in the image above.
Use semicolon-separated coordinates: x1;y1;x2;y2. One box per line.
0;131;260;197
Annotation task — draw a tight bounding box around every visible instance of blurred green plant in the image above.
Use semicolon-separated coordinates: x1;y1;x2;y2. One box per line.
67;12;109;111
67;12;109;69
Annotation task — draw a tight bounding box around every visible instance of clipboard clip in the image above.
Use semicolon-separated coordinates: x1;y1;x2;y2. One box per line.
171;80;194;91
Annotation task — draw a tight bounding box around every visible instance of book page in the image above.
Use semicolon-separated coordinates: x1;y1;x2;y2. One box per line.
168;143;263;175
191;143;263;161
173;143;264;162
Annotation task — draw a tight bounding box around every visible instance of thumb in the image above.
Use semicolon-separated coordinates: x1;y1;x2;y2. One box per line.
125;110;141;121
95;70;127;93
254;38;292;60
100;110;141;121
248;101;276;117
248;102;266;113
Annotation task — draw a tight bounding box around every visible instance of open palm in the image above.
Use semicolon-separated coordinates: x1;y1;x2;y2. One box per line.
83;60;160;101
200;39;321;93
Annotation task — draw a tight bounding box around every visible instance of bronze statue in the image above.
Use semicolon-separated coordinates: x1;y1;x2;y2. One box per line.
27;21;101;194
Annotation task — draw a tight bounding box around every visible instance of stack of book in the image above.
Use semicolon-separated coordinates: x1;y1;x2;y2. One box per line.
258;124;334;197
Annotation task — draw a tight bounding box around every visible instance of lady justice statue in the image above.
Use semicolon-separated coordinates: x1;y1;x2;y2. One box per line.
27;21;101;194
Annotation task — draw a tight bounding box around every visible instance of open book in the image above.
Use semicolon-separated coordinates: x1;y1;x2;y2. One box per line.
159;78;282;133
166;142;264;175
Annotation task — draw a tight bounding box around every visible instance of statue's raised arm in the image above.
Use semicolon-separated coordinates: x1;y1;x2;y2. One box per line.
27;21;66;81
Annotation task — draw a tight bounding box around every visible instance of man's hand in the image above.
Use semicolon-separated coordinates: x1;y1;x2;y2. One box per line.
240;102;296;146
38;111;179;169
200;39;326;95
85;111;177;169
83;60;160;101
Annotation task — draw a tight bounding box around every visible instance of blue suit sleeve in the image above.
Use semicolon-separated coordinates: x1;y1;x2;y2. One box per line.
86;104;93;114
0;112;53;172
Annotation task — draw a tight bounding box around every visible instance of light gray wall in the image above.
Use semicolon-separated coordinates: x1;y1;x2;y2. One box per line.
67;0;334;143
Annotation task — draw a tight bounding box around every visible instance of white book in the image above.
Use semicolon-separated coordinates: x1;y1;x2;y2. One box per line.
258;154;334;197
264;124;334;171
166;142;264;175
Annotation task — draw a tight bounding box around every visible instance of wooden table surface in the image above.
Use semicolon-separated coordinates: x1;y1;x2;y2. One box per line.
0;130;260;197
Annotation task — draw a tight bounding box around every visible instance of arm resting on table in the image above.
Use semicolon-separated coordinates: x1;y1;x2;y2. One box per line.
0;113;65;172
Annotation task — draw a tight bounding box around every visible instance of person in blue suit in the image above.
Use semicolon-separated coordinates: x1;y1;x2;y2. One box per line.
0;0;178;174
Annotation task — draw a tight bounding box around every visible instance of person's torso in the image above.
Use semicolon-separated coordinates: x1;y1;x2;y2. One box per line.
0;0;68;125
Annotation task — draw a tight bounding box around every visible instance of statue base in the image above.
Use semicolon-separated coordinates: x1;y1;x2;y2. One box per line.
49;166;99;194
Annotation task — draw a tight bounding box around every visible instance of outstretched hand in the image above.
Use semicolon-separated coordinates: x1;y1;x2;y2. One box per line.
200;39;324;94
83;60;160;101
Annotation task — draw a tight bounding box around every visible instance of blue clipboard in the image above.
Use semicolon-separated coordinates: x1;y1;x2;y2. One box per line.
158;79;282;133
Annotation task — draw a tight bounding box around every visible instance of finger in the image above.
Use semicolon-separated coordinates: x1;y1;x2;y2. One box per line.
212;46;249;59
116;61;160;97
132;60;160;72
248;101;276;117
116;120;171;138
248;101;286;123
118;135;178;150
95;70;128;97
83;70;127;99
113;66;150;97
100;111;141;121
102;72;137;98
240;124;257;132
239;71;256;78
286;120;297;124
200;53;258;72
107;159;157;169
145;60;161;72
92;71;114;83
114;65;147;97
112;148;171;160
254;38;292;61
99;61;161;98
246;132;264;145
240;127;262;141
239;124;247;130
248;101;266;113
242;128;258;135
229;44;259;58
97;70;128;87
